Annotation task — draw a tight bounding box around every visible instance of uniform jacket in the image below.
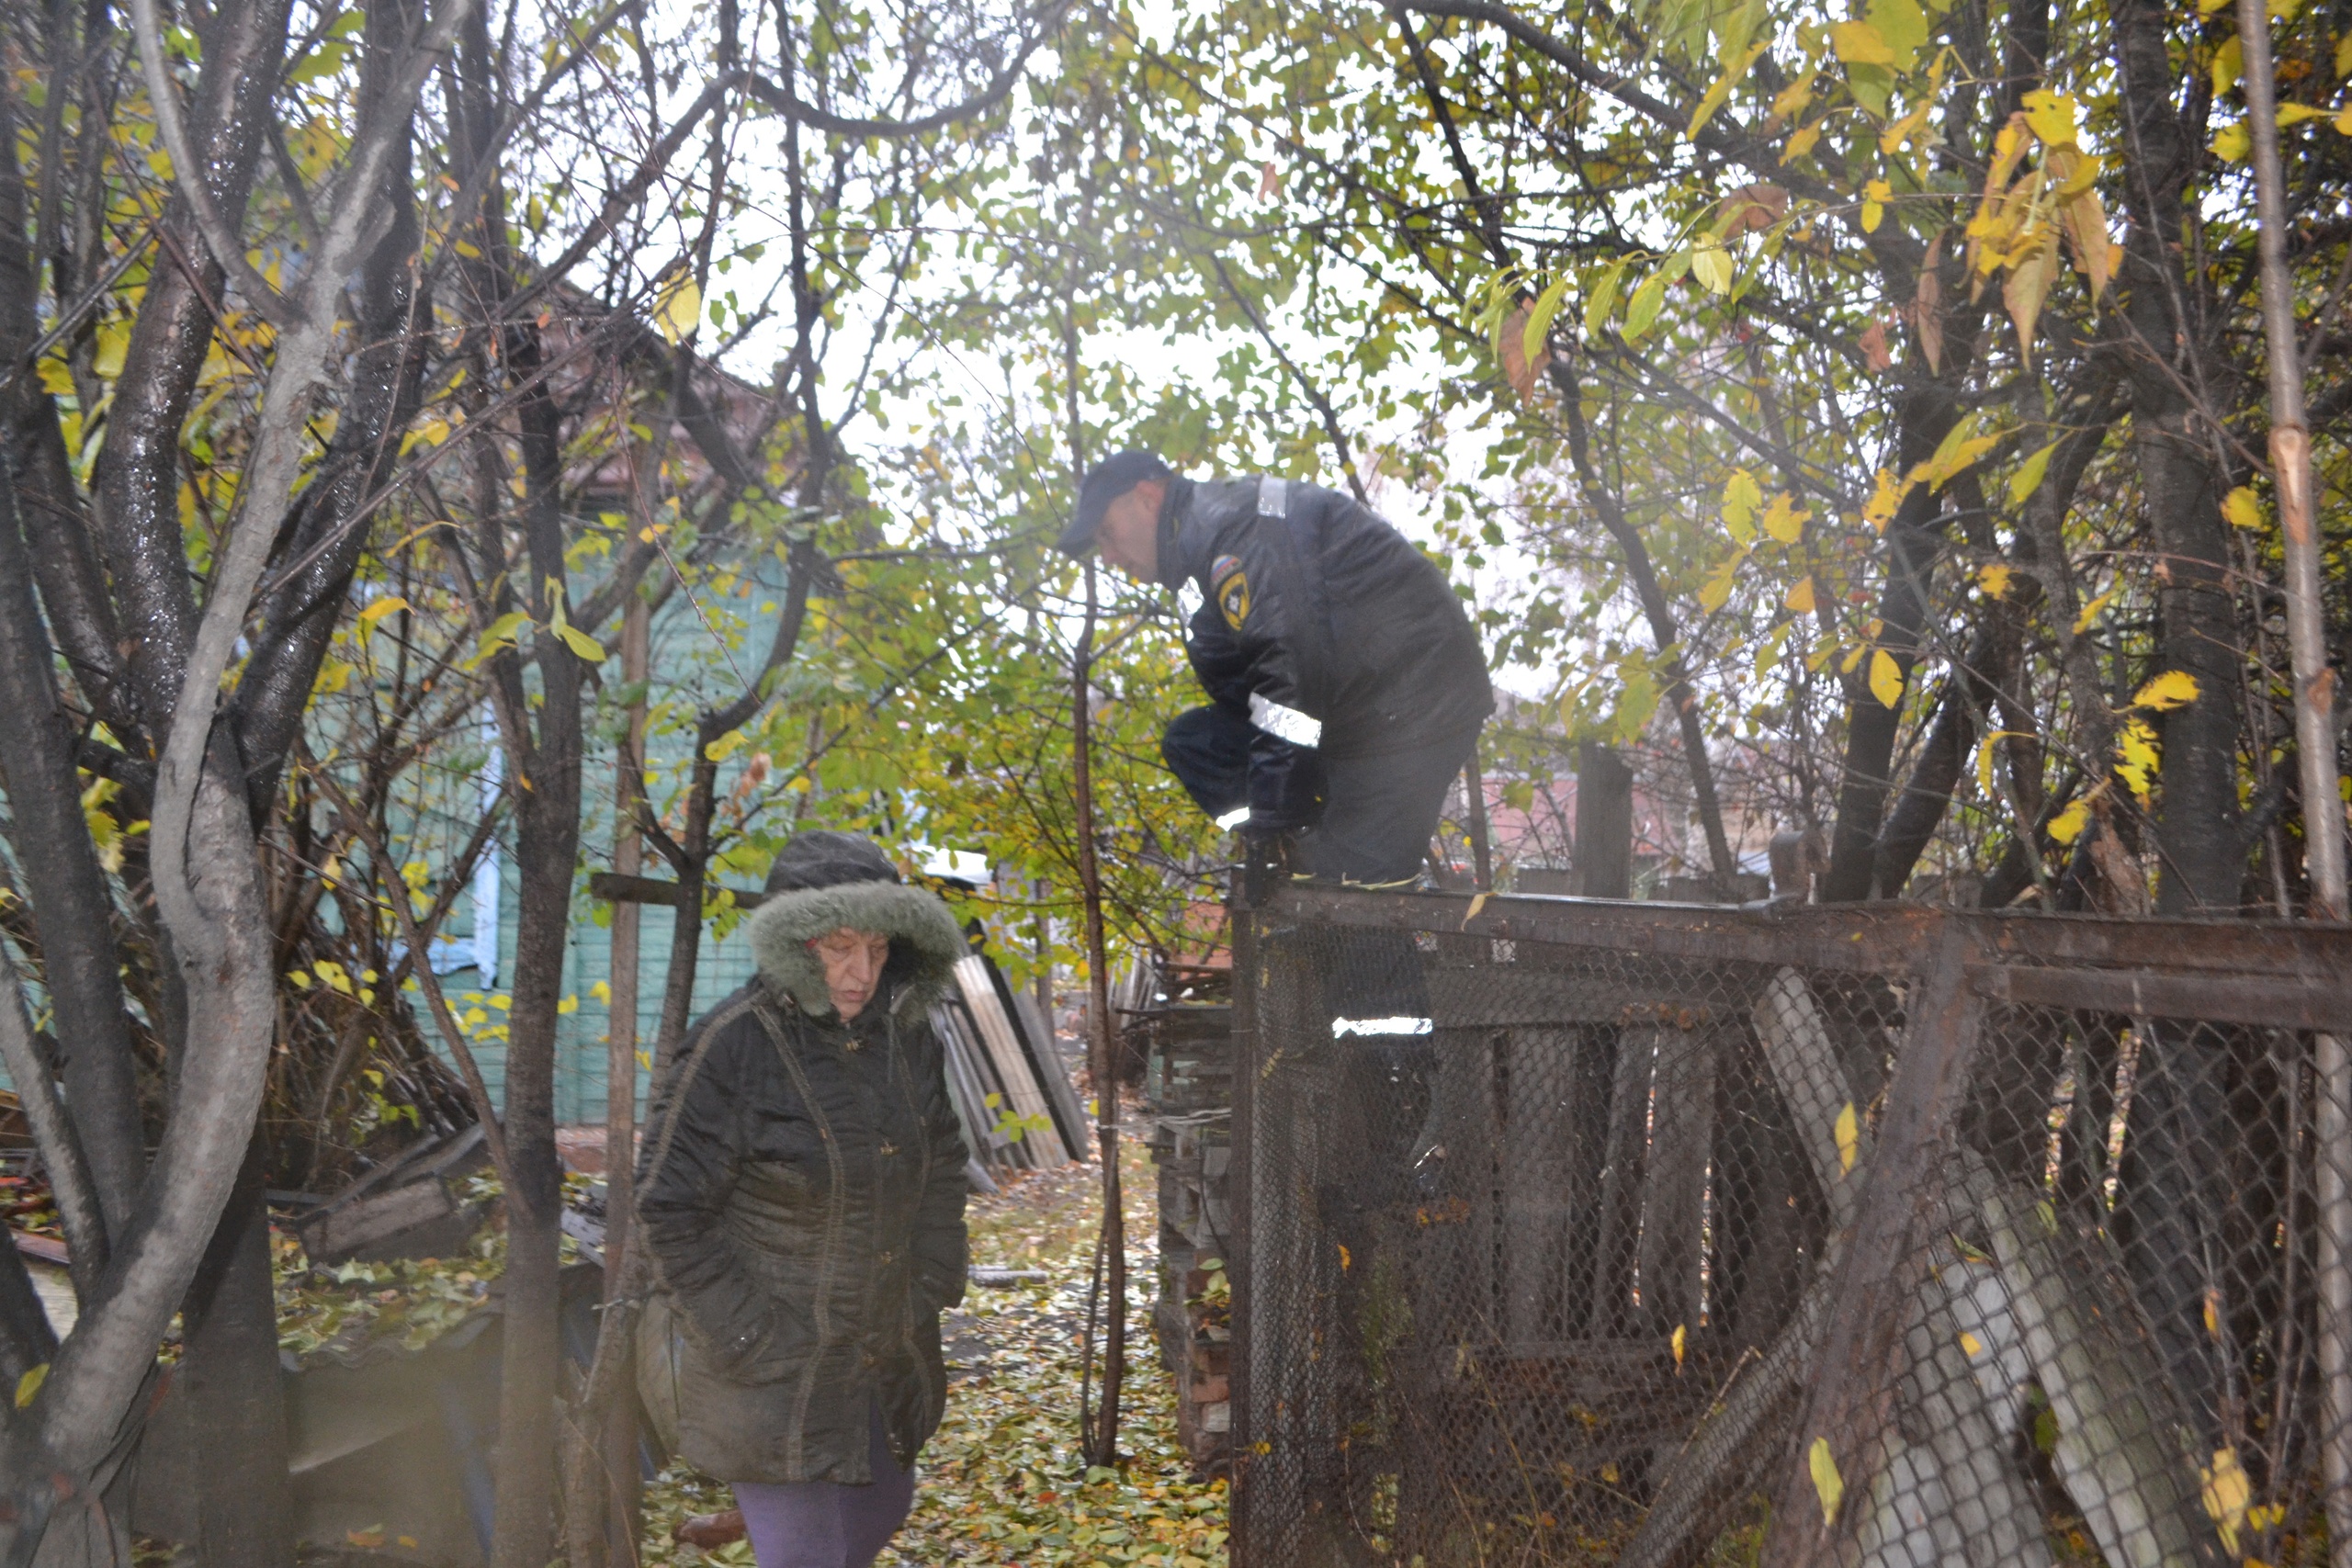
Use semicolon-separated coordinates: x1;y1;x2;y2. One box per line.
1158;474;1493;827
634;876;970;1483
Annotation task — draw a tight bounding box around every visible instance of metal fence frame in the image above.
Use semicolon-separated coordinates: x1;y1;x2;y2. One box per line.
1228;882;2352;1567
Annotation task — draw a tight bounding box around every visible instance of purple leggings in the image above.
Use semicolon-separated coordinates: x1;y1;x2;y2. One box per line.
731;1402;916;1568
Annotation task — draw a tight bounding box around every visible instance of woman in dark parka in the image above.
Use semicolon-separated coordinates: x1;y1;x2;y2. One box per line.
635;830;969;1568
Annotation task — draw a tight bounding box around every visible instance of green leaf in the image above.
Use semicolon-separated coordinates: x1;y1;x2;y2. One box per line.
556;624;605;662
463;610;530;671
1522;274;1573;366
2007;440;2061;508
1865;0;1928;71
16;1363;46;1407
1583;259;1628;338
1623;270;1668;341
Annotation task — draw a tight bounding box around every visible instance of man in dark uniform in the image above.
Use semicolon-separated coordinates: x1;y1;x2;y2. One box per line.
1057;449;1493;885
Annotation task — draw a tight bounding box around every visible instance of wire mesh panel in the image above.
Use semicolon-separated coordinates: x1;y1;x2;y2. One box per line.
1227;886;2352;1568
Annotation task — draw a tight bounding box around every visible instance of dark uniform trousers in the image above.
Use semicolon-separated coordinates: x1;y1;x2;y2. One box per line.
1159;703;1476;886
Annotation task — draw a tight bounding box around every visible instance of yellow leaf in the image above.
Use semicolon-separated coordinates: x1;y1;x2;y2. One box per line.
1761;492;1808;543
2335;101;2352;134
2073;587;2116;634
2279;102;2329;126
707;728;750;761
2132;671;2200;711
1699;551;1747;612
1879;99;1933;156
1338;1243;1351;1271
1782;118;1826;163
1784;576;1818;614
1978;562;2014;598
1809;1437;1845;1524
2007;439;2060;508
1861;178;1892;232
2203;1447;2251;1556
1689;41;1769;141
2212;36;2244;98
2048;796;2090;844
591;978;612;1004
1915;412;2000;491
2338;28;2352;75
2213;122;2252;163
655;272;702;346
93;321;129;379
2004;235;2061;365
16;1363;47;1407
557;994;579;1015
1869;649;1905;709
1959;1330;1984;1357
2022;88;2080;147
452;239;482;259
1722;468;1764;536
2222;485;2266;529
1770;72;1817;120
1461;890;1490;930
1864;468;1909;532
1672;1323;1688;1367
1831;19;1894;65
1690;238;1735;295
357;595;410;626
2118;717;2160;805
1835;1102;1860;1173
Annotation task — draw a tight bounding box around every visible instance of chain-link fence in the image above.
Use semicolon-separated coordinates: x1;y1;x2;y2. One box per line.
1228;884;2352;1567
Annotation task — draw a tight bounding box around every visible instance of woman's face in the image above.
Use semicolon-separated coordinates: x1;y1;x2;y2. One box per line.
808;928;892;1021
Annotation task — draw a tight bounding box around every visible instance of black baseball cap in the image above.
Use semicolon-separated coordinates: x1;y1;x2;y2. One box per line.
1056;449;1171;556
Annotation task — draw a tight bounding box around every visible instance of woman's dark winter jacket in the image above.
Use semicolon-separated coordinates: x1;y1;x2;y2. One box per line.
1155;474;1494;829
634;876;969;1484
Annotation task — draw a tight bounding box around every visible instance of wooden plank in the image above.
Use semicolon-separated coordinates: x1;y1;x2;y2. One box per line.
1636;1021;1716;1336
954;955;1070;1166
1762;919;1988;1566
1972;961;2352;1032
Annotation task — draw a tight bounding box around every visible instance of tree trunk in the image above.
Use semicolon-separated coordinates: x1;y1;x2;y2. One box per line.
0;463;138;1241
178;1146;293;1568
2107;0;2245;913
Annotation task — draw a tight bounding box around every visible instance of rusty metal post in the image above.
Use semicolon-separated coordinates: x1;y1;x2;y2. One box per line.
2237;4;2352;1552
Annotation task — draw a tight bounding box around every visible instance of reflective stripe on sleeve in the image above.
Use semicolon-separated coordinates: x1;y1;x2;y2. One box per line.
1257;475;1288;518
1214;806;1251;830
1249;691;1323;749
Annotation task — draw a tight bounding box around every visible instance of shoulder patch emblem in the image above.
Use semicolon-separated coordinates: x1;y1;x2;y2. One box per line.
1209;554;1244;587
1217;567;1251;631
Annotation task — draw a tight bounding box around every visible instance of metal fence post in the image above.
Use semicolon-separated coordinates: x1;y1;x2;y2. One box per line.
1227;873;1259;1564
1761;912;1984;1567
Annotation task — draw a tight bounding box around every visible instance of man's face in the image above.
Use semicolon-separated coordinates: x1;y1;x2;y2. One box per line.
1094;479;1164;581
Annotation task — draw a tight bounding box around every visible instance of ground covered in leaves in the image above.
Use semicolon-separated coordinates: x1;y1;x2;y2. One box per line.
644;1133;1229;1567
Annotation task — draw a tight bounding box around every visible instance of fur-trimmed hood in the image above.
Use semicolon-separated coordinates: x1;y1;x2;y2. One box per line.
746;878;967;1019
